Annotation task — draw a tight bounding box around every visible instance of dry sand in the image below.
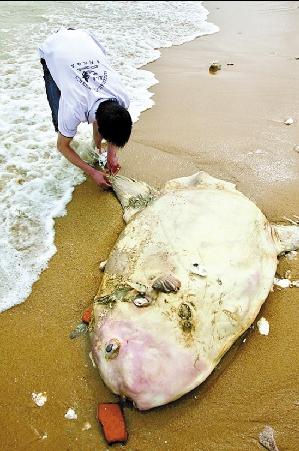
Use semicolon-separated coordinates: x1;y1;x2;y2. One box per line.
0;1;299;450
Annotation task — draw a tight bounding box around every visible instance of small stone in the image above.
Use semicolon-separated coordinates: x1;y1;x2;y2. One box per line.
82;422;92;431
64;408;77;420
285;250;297;260
227;62;234;66
69;322;88;339
273;277;291;288
285;269;291;279
32;392;47;407
257;317;269;336
284;117;294;125
99;260;107;271
293;145;299;153
259;425;279;451
209;62;221;72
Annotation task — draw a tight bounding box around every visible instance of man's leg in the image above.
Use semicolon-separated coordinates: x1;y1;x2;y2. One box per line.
40;58;61;132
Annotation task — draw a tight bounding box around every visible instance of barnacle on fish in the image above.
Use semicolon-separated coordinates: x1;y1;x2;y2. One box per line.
178;303;194;334
152;274;181;292
124;192;156;210
181;320;193;332
95;286;132;304
133;294;152;307
127;280;147;293
178;303;192;320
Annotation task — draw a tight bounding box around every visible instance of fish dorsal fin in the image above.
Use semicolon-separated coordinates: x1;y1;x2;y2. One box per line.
163;172;236;192
271;224;299;254
110;175;158;223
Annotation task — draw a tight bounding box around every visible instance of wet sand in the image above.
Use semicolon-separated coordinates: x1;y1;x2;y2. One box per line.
1;1;299;450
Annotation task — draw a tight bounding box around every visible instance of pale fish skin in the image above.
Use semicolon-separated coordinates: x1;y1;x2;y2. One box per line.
90;172;299;410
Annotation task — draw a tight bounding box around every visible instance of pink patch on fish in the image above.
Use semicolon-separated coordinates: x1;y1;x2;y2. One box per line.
92;319;206;410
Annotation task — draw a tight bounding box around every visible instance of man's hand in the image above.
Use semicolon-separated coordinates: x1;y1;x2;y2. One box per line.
107;145;121;175
57;133;111;188
90;170;111;188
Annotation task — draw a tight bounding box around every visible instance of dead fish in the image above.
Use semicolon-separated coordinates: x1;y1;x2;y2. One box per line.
90;172;299;410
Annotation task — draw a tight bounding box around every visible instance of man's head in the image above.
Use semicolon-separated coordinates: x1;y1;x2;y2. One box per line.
96;100;132;148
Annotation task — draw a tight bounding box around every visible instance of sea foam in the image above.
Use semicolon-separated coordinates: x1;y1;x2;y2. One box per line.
0;1;218;312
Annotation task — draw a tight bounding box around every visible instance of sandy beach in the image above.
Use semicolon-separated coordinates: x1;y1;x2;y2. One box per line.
0;1;299;450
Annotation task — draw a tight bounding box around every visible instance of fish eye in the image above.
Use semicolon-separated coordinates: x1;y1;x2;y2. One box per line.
105;343;114;353
104;339;120;359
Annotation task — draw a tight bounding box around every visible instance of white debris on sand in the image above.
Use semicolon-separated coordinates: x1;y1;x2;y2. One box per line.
285;250;297;261
284;117;294;125
259;425;279;451
274;277;299;288
64;408;77;420
273;278;291;288
89;351;97;368
82;422;92;431
247;149;265;156
257;317;269;336
30;426;48;440
32;392;47;407
99;260;107;271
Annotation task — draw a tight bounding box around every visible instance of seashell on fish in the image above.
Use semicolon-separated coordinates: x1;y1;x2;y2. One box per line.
152;274;181;292
133;295;152;307
190;263;207;277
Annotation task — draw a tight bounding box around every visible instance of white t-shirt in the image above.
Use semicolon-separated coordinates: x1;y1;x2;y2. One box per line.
39;28;130;138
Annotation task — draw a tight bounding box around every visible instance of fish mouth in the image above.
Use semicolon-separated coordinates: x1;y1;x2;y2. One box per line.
92;319;204;410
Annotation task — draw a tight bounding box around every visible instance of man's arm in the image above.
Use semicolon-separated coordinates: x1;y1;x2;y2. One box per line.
93;122;120;174
57;133;111;188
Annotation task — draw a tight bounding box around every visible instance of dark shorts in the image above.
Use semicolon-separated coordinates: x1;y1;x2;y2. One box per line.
40;58;61;132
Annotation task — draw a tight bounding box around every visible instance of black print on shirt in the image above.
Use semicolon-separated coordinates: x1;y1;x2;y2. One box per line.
71;60;108;91
82;71;90;82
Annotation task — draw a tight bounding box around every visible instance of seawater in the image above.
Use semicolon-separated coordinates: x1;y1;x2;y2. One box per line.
0;1;218;312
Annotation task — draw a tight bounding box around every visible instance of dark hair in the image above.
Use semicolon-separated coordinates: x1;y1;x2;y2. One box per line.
95;100;132;148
